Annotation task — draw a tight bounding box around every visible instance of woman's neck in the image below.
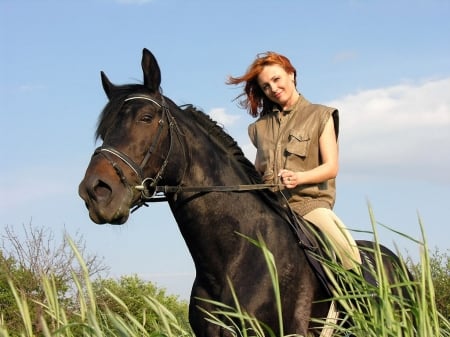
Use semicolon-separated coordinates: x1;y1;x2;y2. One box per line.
282;91;300;111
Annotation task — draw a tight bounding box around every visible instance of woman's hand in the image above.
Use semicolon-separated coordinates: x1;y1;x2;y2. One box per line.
278;169;298;188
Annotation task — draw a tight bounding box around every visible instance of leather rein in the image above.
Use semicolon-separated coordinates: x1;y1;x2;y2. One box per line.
93;95;281;212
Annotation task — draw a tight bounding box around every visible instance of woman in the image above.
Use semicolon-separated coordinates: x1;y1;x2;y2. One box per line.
227;51;362;271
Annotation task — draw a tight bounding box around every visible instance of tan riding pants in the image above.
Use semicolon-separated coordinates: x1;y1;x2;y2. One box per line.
303;208;362;270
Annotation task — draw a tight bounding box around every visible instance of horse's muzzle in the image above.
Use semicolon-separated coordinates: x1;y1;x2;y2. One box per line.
78;171;132;225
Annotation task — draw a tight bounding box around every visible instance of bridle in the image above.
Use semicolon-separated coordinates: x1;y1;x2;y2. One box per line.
93;94;281;212
94;94;180;211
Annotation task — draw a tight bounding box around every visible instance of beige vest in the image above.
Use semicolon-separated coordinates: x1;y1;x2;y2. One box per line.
248;95;338;216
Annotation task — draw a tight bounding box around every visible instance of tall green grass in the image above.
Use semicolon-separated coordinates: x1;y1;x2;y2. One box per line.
1;215;448;337
309;209;450;337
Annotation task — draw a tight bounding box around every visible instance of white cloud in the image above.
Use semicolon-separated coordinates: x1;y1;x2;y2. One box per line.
208;107;241;127
327;78;450;182
241;142;256;162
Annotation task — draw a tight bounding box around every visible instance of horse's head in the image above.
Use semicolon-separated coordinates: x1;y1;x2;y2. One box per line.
79;49;180;224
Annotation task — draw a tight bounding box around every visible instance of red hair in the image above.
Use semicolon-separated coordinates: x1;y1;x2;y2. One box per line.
227;52;297;117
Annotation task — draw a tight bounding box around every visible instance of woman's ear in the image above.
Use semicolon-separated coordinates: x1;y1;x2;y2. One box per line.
289;72;296;85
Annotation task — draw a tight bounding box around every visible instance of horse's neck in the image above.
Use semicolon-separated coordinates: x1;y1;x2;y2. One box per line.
177;116;250;187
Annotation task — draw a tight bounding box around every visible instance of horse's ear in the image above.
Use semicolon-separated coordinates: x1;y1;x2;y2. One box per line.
101;71;116;100
141;48;161;92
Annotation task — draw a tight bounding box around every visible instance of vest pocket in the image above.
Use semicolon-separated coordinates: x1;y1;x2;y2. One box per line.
286;130;310;158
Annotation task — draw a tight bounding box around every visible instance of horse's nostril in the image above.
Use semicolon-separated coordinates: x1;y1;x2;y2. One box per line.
93;180;112;201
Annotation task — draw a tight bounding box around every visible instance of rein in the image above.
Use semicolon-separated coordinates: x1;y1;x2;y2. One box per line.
136;183;283;201
95;95;282;212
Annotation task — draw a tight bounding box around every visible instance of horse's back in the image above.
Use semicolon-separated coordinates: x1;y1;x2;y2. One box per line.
356;239;414;296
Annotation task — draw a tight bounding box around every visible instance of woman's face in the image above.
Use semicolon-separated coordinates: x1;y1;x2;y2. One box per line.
257;64;297;110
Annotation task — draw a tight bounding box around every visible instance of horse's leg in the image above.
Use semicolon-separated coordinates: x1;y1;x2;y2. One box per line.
189;278;238;337
189;279;219;337
288;269;330;337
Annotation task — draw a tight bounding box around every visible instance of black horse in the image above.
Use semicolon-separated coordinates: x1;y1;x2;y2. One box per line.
79;49;409;336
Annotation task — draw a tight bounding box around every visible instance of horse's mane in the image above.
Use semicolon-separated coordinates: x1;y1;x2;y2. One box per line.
180;104;264;185
179;105;295;229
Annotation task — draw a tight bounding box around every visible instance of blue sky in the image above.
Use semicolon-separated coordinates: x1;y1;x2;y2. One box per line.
1;0;449;300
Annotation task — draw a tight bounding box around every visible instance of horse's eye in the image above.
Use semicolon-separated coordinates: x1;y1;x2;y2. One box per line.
140;114;154;123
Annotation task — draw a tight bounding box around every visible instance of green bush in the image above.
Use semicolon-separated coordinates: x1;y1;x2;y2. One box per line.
407;247;450;327
92;275;191;335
